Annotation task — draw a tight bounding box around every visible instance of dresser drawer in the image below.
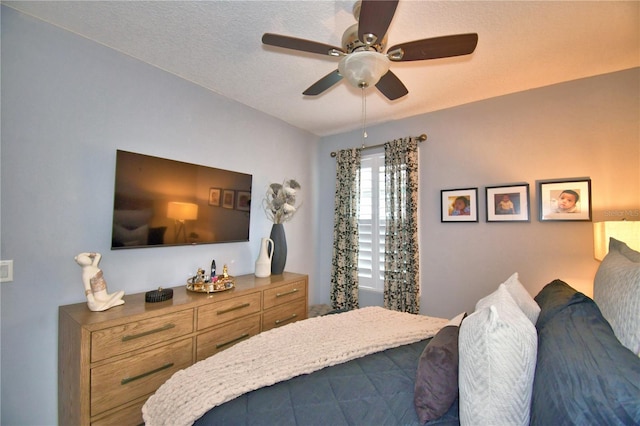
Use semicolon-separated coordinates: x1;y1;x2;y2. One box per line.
91;399;145;426
90;338;192;417
262;298;307;331
91;309;194;362
263;280;306;309
197;291;261;330
196;313;261;361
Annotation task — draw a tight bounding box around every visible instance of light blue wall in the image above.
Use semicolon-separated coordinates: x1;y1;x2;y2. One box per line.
2;5;639;426
316;68;639;317
1;7;318;425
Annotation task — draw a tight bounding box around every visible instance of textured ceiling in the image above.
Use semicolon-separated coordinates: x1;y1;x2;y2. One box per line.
5;1;639;137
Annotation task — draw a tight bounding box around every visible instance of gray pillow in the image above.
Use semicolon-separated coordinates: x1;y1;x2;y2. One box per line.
594;238;640;355
414;314;464;423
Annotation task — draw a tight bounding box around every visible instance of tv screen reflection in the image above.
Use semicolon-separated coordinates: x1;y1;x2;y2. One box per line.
111;150;252;249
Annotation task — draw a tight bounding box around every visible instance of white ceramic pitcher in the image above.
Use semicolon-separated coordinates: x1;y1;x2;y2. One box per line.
255;237;274;278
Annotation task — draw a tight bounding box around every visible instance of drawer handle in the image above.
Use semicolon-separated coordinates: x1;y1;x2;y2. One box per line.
274;313;297;325
276;288;299;298
121;323;176;342
216;333;250;349
120;362;174;385
217;302;250;315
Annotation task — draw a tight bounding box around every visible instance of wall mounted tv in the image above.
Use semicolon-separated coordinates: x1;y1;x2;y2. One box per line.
111;150;252;249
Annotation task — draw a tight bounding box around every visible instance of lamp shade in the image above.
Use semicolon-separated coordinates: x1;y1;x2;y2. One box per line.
338;50;390;89
167;202;198;221
593;221;640;260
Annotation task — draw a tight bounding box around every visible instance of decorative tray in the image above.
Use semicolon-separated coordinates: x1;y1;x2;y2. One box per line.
186;277;235;293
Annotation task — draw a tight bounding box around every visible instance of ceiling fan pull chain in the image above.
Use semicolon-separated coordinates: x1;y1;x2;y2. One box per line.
361;87;368;147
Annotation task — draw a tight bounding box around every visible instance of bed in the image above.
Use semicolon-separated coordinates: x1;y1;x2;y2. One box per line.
143;238;640;426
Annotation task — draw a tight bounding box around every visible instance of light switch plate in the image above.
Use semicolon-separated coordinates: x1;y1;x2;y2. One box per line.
0;260;14;283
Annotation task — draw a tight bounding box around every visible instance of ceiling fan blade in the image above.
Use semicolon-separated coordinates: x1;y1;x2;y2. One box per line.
262;33;344;56
387;33;478;62
303;70;343;96
375;70;408;101
357;0;399;46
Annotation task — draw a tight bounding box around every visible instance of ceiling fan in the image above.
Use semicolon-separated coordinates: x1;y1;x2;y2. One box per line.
262;0;478;100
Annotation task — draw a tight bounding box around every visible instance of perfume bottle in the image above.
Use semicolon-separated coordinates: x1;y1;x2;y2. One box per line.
210;259;216;280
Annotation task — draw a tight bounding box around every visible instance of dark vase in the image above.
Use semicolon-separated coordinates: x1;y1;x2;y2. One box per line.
269;223;287;275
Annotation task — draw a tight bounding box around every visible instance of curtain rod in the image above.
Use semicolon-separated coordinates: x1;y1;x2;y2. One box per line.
330;133;427;157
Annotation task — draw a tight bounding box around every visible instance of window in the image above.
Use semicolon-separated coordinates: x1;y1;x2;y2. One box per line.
358;152;385;291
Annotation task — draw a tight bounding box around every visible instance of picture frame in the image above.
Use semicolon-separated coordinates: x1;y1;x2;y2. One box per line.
208;188;221;206
235;191;251;211
538;178;592;221
222;190;235;209
441;188;478;222
486;184;530;222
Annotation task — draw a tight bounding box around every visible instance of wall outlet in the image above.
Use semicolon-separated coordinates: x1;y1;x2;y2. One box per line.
0;260;14;283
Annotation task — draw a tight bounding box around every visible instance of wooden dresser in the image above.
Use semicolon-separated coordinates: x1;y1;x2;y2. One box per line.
58;272;308;426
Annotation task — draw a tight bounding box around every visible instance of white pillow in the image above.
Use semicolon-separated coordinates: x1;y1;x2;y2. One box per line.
459;285;538;426
594;238;640;355
113;209;152;228
501;273;541;324
113;223;149;246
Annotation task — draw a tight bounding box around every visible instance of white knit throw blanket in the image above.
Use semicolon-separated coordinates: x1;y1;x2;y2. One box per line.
142;306;447;426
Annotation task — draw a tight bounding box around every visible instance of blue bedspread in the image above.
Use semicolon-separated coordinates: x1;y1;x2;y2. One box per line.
194;338;459;426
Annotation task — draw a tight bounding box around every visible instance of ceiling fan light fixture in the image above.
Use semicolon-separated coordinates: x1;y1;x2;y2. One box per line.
338;50;390;89
262;0;479;100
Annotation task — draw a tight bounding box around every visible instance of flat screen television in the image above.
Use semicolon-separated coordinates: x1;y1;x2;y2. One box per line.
111;150;252;249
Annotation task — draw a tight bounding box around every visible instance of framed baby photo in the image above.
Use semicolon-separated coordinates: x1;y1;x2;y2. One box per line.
222;190;235;209
486;183;530;222
441;188;478;222
208;188;221;206
235;191;251;211
538;178;591;221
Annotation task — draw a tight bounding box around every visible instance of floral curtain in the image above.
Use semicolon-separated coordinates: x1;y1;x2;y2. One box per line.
384;137;420;313
330;148;361;311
